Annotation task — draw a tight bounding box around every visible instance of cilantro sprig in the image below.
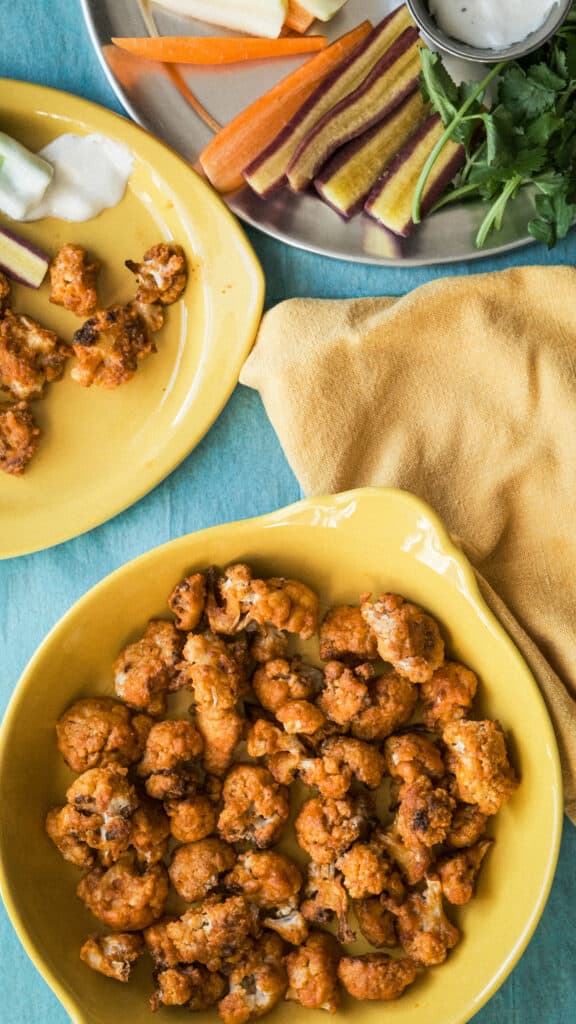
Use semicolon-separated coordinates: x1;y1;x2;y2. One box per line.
412;4;576;248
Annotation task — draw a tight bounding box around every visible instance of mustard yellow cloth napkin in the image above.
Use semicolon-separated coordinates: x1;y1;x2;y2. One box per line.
240;266;576;822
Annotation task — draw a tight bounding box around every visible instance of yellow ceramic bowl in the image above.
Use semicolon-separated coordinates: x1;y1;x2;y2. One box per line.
0;488;562;1024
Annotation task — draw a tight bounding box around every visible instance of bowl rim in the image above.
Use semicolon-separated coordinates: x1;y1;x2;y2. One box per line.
405;0;573;62
0;486;564;1024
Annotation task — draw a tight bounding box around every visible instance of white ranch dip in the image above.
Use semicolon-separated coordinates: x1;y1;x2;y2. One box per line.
428;0;559;49
23;133;133;222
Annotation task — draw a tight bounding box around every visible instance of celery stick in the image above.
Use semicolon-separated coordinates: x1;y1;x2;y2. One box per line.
0;132;53;221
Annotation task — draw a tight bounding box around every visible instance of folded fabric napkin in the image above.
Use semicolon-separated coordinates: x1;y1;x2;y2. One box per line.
240;265;576;823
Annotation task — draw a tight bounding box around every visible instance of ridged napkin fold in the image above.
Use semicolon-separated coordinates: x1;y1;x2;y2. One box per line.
240;266;576;823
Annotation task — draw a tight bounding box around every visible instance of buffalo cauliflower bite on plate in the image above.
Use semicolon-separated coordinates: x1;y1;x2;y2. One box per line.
0;400;40;475
125;242;187;307
44;559;522;1020
0;307;68;400
49;243;100;318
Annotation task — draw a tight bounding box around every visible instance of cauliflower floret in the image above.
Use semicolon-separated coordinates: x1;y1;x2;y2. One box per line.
390;875;460;966
249;624;289;663
0;400;40;475
113;619;183;716
351;672;418;742
144;917;181;968
384;732;445;788
45;804;98;869
71;303;156;388
165;794;217;843
443;719;519;816
360;593;444;683
420;661;478;729
285;930;341;1012
167;571;207;631
150;964;226;1012
166;895;259;971
316;660;374;727
206;563;318;639
300;862;354;943
225;849;302;908
319;605;379;663
354;897;398;948
49;243;100;317
217;765;290;848
177;631;247;709
79;931;144;982
169;837;236;902
195;706;245;777
65;765;139;865
252;658;319;712
337;953;416;1001
56;697;152;773
436;839;493;904
394;777;456;848
319;736;386;790
77;853;169;931
446;802;489;848
336;842;405;902
275;700;326;736
129;799;171;867
137;719;203;800
245;719;304;786
0;308;68;400
294;794;372;865
125;242;188;306
217;932;287;1024
375;828;433;886
298;753;352;799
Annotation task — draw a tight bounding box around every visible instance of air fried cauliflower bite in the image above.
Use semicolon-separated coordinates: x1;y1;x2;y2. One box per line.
360;592;445;682
285;930;341;1012
137;719;203;800
166;895;260;971
294;794;372;865
168;837;236;902
77;853;169;931
79;931;144;982
205;562;318;639
217;932;287;1024
150;963;226;1012
319;605;379;663
0;308;68;400
49;243;100;317
217;764;290;847
443;719;519;815
337;953;417;1001
125;242;188;306
56;696;152;772
71;302;155;388
113;619;183;716
420;660;478;729
0;400;40;475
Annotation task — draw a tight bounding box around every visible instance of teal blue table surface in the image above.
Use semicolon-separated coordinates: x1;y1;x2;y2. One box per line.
1;2;574;1021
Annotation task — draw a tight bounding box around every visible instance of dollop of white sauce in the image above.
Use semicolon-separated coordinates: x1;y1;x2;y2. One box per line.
428;0;559;49
23;133;133;222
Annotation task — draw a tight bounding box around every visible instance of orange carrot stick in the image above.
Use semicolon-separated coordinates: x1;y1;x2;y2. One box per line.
285;1;316;34
111;34;327;64
199;20;372;193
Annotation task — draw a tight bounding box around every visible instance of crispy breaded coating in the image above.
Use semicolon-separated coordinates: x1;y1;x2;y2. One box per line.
64;765;139;866
275;700;326;736
225;849;302;909
169;837;236;902
113;619;183;716
0;308;68;400
443;719;519;815
218;932;287;1024
446;802;489;848
354;897;398;948
150;964;226;1012
246;718;304;786
137;719;203;800
351;672;418;742
80;931;144;982
143;917;181;968
49;243;100;317
249;624;289;663
360;593;445;683
316;660;374;727
319;605;379;663
129;799;171;867
252;658;319;712
217;764;290;848
336;842;405;902
390;876;460;966
167;571;207;631
420;660;478;730
384;731;445;788
294;794;372;866
77;854;169;931
166;895;259;971
71;303;154;388
125;242;188;306
285;930;341;1013
56;697;152;773
437;839;493;905
337;953;416;1001
0;400;40;475
206;563;318;639
165;794;217;843
300;862;354;943
395;776;456;849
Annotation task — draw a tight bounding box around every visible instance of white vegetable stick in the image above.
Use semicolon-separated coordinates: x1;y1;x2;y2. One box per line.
295;0;350;21
152;0;287;38
0;132;53;221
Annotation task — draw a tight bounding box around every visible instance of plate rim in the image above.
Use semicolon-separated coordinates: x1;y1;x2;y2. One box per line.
0;485;563;1024
0;77;265;560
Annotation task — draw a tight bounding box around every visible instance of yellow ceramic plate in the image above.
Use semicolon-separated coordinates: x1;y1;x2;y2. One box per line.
0;488;562;1024
0;79;264;559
